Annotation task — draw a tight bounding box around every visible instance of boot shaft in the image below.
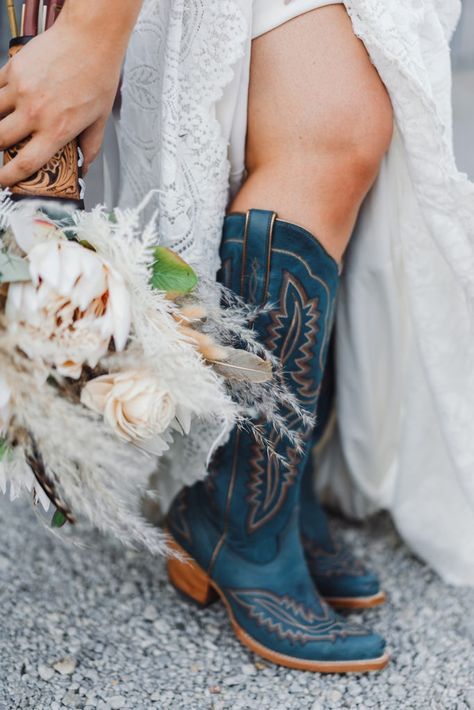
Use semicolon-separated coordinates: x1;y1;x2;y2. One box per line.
205;210;340;550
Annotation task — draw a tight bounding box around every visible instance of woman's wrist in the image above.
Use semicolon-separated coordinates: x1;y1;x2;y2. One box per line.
58;0;143;52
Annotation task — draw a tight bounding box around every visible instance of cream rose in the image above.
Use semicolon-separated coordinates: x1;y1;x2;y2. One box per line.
81;371;177;454
5;231;131;378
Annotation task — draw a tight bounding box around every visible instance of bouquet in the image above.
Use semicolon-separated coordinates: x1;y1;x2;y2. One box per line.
0;1;305;553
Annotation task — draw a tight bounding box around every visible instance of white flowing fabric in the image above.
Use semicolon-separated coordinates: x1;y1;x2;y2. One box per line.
252;0;341;38
105;0;474;585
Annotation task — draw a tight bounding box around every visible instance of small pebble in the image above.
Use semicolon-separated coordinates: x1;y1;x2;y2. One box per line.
109;697;126;709
153;619;170;634
61;690;82;708
143;605;158;622
53;658;77;676
328;690;342;704
241;664;257;676
38;664;55;681
223;675;244;687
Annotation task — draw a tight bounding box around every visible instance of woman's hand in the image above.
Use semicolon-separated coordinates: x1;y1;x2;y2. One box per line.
0;0;143;186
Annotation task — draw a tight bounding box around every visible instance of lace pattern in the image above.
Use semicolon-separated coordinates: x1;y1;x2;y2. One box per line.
117;0;248;497
119;0;247;278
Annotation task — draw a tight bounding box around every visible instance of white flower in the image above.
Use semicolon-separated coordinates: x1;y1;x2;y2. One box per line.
81;371;177;454
0;375;11;435
5;229;131;378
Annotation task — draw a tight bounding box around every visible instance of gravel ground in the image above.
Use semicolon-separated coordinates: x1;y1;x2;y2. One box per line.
0;498;473;710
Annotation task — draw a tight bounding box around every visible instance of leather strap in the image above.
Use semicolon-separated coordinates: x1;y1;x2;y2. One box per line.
240;209;277;305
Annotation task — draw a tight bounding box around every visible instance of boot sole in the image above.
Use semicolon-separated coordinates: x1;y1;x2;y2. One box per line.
324;591;387;610
166;535;390;674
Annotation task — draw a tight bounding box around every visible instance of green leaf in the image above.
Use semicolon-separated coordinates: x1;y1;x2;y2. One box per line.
51;510;67;528
151;247;198;297
79;240;96;252
0;251;31;284
0;439;8;461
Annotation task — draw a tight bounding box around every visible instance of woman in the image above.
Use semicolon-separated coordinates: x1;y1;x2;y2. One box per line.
0;0;472;672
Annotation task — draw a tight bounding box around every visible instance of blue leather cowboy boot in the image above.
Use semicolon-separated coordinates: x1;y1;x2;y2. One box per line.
300;348;386;609
167;210;388;672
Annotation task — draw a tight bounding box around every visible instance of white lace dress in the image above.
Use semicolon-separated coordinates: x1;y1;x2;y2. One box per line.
106;0;474;586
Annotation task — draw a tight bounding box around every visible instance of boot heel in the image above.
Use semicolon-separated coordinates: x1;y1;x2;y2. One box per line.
167;537;218;607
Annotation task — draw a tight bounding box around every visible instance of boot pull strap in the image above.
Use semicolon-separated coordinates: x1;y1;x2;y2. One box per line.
240;210;277;305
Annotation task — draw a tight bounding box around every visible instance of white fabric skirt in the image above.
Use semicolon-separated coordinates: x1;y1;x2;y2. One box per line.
253;0;341;38
107;0;474;586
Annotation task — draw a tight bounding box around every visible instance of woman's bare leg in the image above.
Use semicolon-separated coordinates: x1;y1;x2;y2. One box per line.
230;5;393;263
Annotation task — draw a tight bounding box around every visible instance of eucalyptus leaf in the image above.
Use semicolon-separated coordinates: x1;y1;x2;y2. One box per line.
0;251;31;284
51;510;67;528
151;247;198;296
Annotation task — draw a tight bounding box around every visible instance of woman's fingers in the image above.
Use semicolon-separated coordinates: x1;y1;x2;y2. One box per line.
0;64;8;90
0;88;14;119
0;112;31;151
79;119;106;175
0;134;62;187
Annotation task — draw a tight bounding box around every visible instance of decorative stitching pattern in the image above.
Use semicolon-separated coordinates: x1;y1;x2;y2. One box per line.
248;257;260;305
229;588;365;645
302;535;367;579
246;271;323;534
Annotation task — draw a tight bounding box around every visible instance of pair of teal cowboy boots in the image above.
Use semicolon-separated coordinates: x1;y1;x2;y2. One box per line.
167;210;388;673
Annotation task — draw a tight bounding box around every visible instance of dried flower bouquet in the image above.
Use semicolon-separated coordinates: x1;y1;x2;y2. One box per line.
0;195;308;553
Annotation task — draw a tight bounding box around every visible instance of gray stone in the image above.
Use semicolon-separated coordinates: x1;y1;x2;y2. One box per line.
143;605;158;622
53;658;77;676
241;664;257;676
61;691;82;708
38;664;55;681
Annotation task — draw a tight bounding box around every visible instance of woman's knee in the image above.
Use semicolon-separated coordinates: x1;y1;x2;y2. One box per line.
329;89;394;193
246;5;394;196
247;95;393;209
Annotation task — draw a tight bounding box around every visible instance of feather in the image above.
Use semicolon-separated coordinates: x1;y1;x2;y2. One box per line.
210;347;273;383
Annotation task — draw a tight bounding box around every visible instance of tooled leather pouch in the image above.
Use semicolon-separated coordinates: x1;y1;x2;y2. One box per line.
3;36;84;209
